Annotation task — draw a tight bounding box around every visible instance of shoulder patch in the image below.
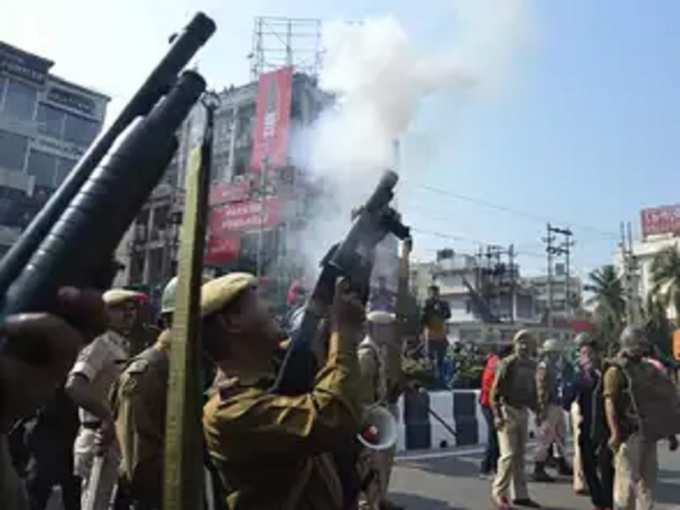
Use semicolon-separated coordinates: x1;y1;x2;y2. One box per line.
217;377;241;402
126;358;150;375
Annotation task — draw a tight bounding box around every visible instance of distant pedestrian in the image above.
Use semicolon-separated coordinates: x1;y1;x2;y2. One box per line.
533;338;572;483
421;285;451;388
490;330;541;509
604;326;680;510
479;347;503;477
572;333;614;510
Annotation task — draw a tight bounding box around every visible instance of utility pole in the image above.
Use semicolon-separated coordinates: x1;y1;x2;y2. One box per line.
544;223;555;327
255;157;270;278
620;221;641;325
543;224;574;327
509;243;516;323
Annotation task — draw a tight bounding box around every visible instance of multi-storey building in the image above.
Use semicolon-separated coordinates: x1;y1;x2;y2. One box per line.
121;70;333;309
525;265;583;320
0;41;108;257
408;249;585;346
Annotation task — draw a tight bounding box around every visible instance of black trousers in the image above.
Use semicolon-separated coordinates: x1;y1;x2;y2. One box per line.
429;341;448;388
481;405;500;473
25;447;80;510
579;433;614;509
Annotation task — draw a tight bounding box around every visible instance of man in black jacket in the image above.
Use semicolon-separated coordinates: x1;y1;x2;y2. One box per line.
571;333;613;510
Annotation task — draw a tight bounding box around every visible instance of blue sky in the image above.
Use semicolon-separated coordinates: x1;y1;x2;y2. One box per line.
3;0;679;279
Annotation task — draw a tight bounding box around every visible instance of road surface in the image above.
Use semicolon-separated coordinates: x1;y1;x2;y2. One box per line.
389;444;680;510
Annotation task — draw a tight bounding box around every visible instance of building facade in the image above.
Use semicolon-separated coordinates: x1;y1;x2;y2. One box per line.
616;232;679;322
408;249;587;346
121;70;333;309
0;41;108;257
525;265;583;321
411;249;540;324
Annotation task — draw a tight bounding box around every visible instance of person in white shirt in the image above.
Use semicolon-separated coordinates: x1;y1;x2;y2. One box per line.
66;289;141;510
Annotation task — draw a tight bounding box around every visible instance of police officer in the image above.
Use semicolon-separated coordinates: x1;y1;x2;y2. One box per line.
604;326;679;510
202;273;364;510
356;311;402;510
490;330;541;509
113;278;177;509
533;338;572;482
66;289;141;510
0;287;108;510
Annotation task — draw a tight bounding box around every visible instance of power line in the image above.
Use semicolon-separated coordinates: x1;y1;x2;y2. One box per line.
407;183;619;239
411;226;545;259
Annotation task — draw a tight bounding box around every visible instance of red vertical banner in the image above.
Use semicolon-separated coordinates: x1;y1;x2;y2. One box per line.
250;66;293;171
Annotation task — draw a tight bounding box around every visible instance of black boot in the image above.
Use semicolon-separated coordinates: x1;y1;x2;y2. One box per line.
532;462;556;483
557;457;573;476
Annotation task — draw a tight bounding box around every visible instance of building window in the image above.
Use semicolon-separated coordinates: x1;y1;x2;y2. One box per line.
26;150;57;187
129;254;145;284
55;157;76;186
36;103;65;139
3;79;37;122
63;113;98;146
0;78;6;108
0;130;29;172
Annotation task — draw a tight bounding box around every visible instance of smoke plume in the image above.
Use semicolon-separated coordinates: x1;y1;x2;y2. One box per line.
289;1;532;275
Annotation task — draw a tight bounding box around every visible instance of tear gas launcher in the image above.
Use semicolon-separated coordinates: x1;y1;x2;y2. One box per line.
0;13;216;359
272;170;410;395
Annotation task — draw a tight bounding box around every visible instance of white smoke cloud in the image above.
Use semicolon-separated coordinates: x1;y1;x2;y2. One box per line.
289;0;533;275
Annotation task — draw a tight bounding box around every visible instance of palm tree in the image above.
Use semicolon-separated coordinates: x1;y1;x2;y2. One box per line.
584;265;625;354
649;245;680;326
643;294;673;358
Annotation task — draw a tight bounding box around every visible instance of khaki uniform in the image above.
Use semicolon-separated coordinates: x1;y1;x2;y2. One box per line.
490;354;537;502
70;330;129;510
604;365;657;510
571;401;587;492
357;337;388;510
113;339;170;507
203;331;360;510
534;359;567;462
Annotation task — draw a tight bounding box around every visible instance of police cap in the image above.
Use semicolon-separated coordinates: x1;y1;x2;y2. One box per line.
103;289;143;307
200;273;257;318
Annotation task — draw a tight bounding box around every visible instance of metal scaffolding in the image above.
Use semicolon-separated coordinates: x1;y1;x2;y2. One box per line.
249;17;322;80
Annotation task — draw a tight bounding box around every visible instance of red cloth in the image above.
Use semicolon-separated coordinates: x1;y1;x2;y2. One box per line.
287;280;306;307
479;353;500;408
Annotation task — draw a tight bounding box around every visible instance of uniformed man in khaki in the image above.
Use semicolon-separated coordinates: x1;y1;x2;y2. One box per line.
66;289;142;510
490;330;541;509
112;278;177;509
356;311;402;510
533;338;571;482
202;273;364;510
604;326;679;510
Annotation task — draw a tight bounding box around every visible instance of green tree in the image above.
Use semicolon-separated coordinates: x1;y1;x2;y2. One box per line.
584;265;625;355
649;245;680;326
643;295;673;358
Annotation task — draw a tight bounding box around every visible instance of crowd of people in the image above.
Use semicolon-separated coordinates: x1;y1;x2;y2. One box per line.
0;272;412;510
1;272;680;510
482;327;680;510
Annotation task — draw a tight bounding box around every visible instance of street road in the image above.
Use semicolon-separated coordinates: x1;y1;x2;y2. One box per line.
390;444;680;510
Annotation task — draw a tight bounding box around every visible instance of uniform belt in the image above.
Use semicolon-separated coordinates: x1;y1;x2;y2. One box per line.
82;421;102;430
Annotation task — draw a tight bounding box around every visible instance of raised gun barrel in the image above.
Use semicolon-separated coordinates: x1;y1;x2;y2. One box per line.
272;170;410;395
0;13;216;296
1;71;207;356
